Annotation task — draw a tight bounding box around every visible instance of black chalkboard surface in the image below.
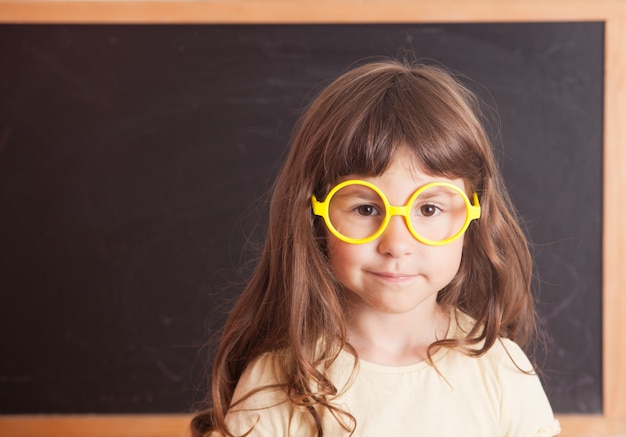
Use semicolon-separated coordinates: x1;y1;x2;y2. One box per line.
0;22;604;414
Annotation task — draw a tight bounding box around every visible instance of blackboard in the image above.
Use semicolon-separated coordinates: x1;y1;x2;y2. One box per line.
0;22;604;414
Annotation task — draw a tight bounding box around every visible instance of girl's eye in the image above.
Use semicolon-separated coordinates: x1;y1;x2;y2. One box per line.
355;204;379;216
419;204;441;217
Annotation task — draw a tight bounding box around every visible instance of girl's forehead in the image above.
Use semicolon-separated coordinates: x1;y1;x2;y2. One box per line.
322;143;473;196
382;147;464;184
337;151;467;195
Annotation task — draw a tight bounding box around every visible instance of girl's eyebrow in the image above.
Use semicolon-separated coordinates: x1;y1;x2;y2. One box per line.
336;188;380;201
416;188;459;200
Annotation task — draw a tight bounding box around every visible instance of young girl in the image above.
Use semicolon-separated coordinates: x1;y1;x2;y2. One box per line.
192;60;560;436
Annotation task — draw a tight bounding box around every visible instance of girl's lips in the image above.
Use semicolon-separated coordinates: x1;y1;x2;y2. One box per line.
369;271;417;282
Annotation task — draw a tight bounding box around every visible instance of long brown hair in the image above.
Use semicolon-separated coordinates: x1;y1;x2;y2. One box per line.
192;59;535;436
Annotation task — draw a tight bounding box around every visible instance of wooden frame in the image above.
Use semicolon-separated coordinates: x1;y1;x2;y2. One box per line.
0;1;624;436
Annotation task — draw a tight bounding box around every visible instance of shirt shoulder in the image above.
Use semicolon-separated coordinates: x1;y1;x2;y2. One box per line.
451;312;561;437
327;311;559;436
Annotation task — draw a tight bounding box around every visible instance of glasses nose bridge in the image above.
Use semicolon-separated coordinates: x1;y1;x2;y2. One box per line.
386;204;411;218
384;204;412;232
377;203;415;250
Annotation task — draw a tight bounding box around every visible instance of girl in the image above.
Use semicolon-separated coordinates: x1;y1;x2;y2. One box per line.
192;60;560;436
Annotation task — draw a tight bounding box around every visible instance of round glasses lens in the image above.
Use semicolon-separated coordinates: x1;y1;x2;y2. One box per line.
328;184;386;241
410;185;468;242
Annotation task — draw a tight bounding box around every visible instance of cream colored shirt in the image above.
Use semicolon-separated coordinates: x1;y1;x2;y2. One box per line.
217;311;560;436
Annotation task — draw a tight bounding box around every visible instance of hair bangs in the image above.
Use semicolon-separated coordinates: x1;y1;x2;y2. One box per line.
392;71;485;186
310;64;485;199
326;101;408;181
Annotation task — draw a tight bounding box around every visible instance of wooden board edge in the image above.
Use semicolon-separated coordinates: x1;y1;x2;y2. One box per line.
0;414;625;437
0;0;623;24
0;0;623;429
603;7;626;422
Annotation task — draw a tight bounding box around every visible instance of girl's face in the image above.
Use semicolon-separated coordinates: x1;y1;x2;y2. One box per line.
325;148;466;316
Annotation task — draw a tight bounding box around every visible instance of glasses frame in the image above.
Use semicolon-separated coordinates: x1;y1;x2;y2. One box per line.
311;179;481;246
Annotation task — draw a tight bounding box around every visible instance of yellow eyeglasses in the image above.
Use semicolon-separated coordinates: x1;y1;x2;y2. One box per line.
311;180;481;246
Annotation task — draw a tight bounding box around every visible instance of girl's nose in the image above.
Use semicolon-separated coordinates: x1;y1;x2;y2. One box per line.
376;216;415;257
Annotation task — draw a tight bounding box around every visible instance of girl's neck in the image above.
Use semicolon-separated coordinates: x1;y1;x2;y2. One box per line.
346;300;450;366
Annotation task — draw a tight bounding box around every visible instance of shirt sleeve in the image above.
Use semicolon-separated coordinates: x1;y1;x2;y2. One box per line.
217;353;317;436
497;339;561;437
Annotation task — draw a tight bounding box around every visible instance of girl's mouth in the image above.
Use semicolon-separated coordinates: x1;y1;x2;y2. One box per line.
370;271;417;283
